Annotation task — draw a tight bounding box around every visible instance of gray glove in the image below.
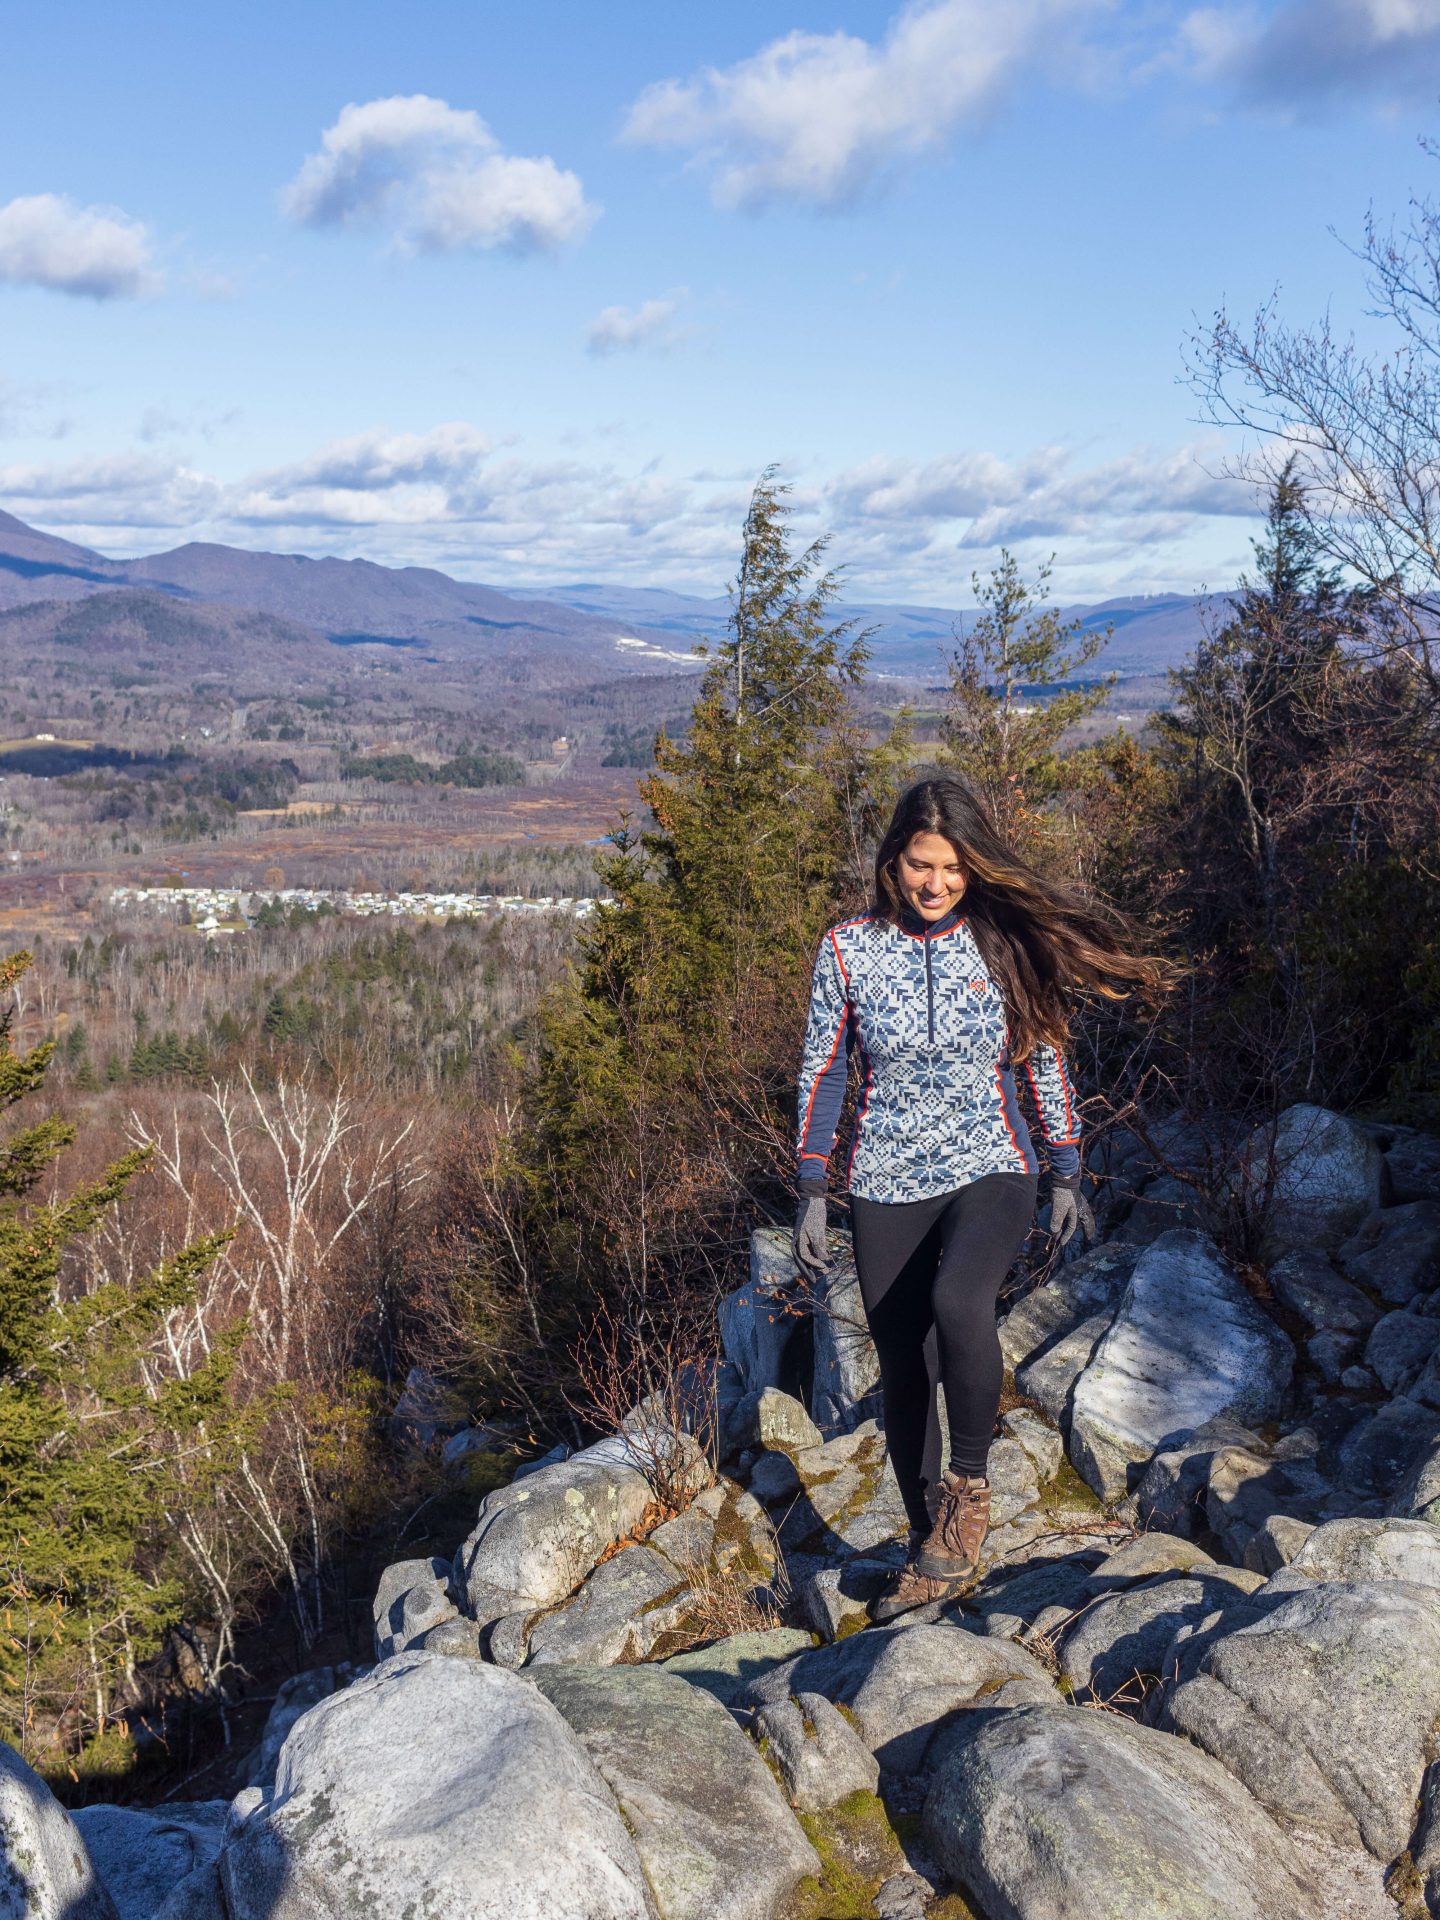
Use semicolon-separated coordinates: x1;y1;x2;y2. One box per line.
792;1193;828;1279
1050;1176;1096;1249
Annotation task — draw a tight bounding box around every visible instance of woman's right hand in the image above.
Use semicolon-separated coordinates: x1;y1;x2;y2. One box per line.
793;1193;829;1279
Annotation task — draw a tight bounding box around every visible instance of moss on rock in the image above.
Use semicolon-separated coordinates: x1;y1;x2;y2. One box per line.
779;1789;982;1920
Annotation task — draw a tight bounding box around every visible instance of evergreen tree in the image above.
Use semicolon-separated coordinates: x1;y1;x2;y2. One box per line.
940;551;1113;848
1128;459;1435;1115
0;951;238;1759
1164;458;1369;958
472;475;891;1425
537;472;873;1164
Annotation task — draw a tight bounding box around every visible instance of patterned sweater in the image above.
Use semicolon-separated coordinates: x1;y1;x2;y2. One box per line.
796;904;1082;1203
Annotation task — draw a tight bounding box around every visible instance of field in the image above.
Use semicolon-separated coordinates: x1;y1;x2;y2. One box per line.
0;757;645;942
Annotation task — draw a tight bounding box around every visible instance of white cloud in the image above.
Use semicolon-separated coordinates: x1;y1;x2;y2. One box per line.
0;193;160;299
826;449;1067;523
1;431;1260;600
283;94;597;254
623;1;1435;199
586;292;688;355
621;0;1102;209
253;423;491;494
825;442;1254;555
0;452;217;527
137;403;242;446
1178;0;1440;105
233;423;492;529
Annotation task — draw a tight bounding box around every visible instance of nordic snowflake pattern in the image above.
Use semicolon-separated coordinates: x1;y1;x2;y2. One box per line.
797;911;1081;1203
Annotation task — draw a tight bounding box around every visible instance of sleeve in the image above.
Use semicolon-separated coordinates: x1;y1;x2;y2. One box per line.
1021;1042;1082;1178
796;933;853;1194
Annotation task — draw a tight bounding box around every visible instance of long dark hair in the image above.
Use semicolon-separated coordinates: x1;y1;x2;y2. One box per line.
873;775;1171;1059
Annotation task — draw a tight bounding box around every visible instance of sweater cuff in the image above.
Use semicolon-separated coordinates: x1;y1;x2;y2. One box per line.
1048;1142;1082;1181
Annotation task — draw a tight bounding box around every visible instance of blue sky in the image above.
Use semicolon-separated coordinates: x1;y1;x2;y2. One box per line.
1;0;1436;603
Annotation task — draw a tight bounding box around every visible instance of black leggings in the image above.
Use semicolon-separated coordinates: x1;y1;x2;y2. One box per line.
849;1170;1038;1533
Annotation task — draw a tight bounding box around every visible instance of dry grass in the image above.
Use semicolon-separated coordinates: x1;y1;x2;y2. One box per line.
660;1552;790;1652
644;1500;792;1657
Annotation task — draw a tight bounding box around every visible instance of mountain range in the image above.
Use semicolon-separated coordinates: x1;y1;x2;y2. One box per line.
0;509;690;677
0;509;1212;683
519;581;1216;680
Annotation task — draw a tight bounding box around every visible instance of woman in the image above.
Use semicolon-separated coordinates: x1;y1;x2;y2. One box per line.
792;775;1166;1622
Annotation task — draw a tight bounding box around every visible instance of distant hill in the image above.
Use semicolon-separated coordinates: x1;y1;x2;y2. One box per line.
0;511;697;676
0;509;127;592
518;581;1219;681
0;588;327;671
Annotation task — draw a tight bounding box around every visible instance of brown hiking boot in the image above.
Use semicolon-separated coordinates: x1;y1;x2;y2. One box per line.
915;1470;991;1582
870;1545;963;1625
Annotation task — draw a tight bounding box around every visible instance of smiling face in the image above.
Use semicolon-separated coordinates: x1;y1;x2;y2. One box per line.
896;829;967;921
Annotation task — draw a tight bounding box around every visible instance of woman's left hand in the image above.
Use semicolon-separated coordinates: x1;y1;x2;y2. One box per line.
1050;1176;1096;1249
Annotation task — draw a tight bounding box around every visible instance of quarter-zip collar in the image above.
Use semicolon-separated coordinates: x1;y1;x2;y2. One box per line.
896;899;967;940
893;898;968;1045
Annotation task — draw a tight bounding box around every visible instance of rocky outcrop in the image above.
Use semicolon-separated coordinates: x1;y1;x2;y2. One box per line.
1248;1104;1385;1256
220;1651;657;1920
810;1246;882;1433
524;1543;694;1668
1362;1306;1440;1391
1057;1572;1249;1707
737;1623;1058;1777
1069;1231;1294;1502
1394;1434;1440;1526
70;1804;227;1920
1154;1577;1440;1864
660;1628;816;1706
728;1386;823;1455
1126;1413;1264;1535
1338;1396;1440;1497
244;1666;350;1789
51;1106;1440;1920
1268;1247;1379;1333
1015;1310;1112;1428
372;1555;457;1658
0;1738;118;1920
1385;1129;1440;1204
532;1664;818;1920
754;1690;880;1811
1339;1201;1440;1303
923;1703;1369;1920
1288;1514;1440;1586
454;1429;707;1628
1201;1434;1334;1563
999;1243;1135;1374
718;1229;812;1405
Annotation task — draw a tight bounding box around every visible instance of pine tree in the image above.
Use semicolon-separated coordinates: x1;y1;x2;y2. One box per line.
478;475;887;1424
535;472;873;1166
940;550;1113;848
0;950;238;1759
1164;458;1368;955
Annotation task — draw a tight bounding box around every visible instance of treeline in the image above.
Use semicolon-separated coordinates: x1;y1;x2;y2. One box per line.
65;753;304;841
0;904;581;1780
0;986;439;1781
339;745;525;788
36;910;580;1098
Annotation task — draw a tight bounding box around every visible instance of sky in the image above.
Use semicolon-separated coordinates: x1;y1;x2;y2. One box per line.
1;0;1437;606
